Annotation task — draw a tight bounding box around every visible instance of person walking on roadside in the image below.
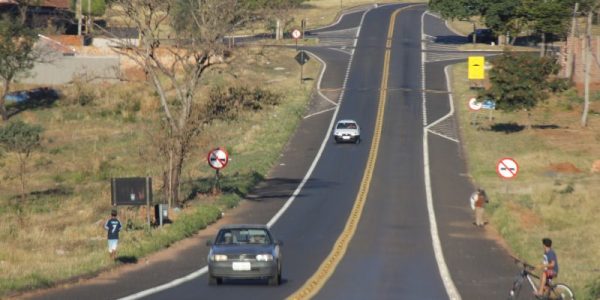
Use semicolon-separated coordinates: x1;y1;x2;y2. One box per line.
470;188;488;227
104;209;122;260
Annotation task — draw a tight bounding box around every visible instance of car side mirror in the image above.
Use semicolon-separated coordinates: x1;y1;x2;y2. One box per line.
275;240;283;246
206;240;213;247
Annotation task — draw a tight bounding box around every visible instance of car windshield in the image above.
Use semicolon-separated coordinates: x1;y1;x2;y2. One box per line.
337;122;357;129
215;228;272;245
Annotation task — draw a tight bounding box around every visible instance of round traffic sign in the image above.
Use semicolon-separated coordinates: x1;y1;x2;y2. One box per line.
291;29;301;39
207;148;229;170
496;158;519;179
468;97;482;111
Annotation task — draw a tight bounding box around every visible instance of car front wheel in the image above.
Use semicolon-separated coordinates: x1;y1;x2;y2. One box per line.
268;263;281;286
208;274;221;286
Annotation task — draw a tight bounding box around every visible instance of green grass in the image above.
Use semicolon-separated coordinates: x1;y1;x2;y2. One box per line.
0;45;320;297
450;62;600;299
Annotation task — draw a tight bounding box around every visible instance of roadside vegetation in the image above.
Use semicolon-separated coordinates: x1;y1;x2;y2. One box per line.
0;44;318;296
451;61;600;298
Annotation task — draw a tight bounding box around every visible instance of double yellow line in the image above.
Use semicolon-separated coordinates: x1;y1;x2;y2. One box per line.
286;6;409;300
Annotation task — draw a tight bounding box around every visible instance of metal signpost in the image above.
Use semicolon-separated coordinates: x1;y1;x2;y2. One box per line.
207;147;230;194
295;50;310;84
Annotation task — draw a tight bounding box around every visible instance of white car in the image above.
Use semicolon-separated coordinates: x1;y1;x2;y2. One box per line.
333;119;360;143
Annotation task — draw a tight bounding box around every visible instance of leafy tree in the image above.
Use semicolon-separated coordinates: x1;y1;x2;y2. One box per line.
0;120;43;200
0;17;39;121
520;0;572;54
69;0;107;17
429;0;487;21
481;53;560;126
482;0;521;39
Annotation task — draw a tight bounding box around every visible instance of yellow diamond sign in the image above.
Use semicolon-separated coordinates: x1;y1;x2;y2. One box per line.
468;56;485;80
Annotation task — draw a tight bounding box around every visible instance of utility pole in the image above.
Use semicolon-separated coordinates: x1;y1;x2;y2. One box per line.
77;0;82;36
87;0;91;34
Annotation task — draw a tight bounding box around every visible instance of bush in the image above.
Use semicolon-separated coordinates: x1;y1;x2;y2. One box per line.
481;53;560;112
207;86;281;121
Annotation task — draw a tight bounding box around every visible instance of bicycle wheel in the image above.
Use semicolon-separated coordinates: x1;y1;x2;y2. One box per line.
508;276;524;300
547;283;574;300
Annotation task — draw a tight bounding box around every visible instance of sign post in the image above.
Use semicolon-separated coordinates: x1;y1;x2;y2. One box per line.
207;147;229;194
295;50;310;84
292;29;301;51
468;97;482;125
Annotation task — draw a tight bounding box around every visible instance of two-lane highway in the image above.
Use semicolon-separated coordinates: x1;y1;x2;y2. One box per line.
25;3;519;300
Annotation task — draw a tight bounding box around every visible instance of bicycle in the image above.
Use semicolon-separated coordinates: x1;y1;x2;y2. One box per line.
508;258;574;300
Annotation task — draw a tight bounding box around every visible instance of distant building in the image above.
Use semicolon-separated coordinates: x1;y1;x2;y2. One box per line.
0;0;74;33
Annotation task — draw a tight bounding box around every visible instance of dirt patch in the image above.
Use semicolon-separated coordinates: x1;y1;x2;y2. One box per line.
547;162;582;174
507;202;543;229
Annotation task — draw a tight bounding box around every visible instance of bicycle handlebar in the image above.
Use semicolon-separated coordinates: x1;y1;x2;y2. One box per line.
511;256;536;270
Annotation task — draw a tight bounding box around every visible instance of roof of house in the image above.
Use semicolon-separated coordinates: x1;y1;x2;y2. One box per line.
0;0;69;9
41;0;69;9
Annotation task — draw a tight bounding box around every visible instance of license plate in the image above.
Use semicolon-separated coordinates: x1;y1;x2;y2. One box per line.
342;136;350;140
232;262;251;271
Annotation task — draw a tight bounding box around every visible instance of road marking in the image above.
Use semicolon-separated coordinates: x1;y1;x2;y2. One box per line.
286;6;409;300
303;50;339;107
422;7;462;296
116;6;371;300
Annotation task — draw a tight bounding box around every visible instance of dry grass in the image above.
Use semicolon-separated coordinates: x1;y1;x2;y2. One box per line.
0;45;320;296
451;62;600;298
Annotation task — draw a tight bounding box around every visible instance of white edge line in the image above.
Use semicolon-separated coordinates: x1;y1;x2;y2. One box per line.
421;11;428;126
267;5;369;228
303;107;337;119
427;66;455;129
422;31;462;300
326;47;353;56
117;267;207;300
116;7;370;300
304;50;338;106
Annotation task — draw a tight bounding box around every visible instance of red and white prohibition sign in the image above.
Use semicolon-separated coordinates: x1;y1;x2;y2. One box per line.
207;148;229;170
496;157;519;179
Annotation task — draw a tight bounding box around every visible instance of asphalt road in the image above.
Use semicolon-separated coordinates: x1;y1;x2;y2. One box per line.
21;4;519;300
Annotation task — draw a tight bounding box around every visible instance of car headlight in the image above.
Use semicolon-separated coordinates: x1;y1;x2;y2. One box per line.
211;254;228;261
256;254;273;261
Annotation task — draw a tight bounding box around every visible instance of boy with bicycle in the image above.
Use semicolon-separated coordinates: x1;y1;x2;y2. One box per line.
535;238;559;297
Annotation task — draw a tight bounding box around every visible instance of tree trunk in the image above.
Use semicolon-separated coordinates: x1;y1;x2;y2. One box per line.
1;79;10;121
582;12;592;127
540;32;546;57
565;3;579;79
18;153;27;201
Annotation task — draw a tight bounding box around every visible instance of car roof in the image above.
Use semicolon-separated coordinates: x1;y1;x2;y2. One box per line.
337;119;357;124
218;224;269;230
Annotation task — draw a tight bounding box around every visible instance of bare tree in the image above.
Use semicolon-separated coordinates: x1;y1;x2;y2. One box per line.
107;0;255;206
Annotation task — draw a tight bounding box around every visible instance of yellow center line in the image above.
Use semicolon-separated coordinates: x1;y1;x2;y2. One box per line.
286;6;413;300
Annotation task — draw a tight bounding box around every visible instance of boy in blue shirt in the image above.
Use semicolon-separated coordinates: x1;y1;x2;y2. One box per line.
104;209;122;260
536;238;558;297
